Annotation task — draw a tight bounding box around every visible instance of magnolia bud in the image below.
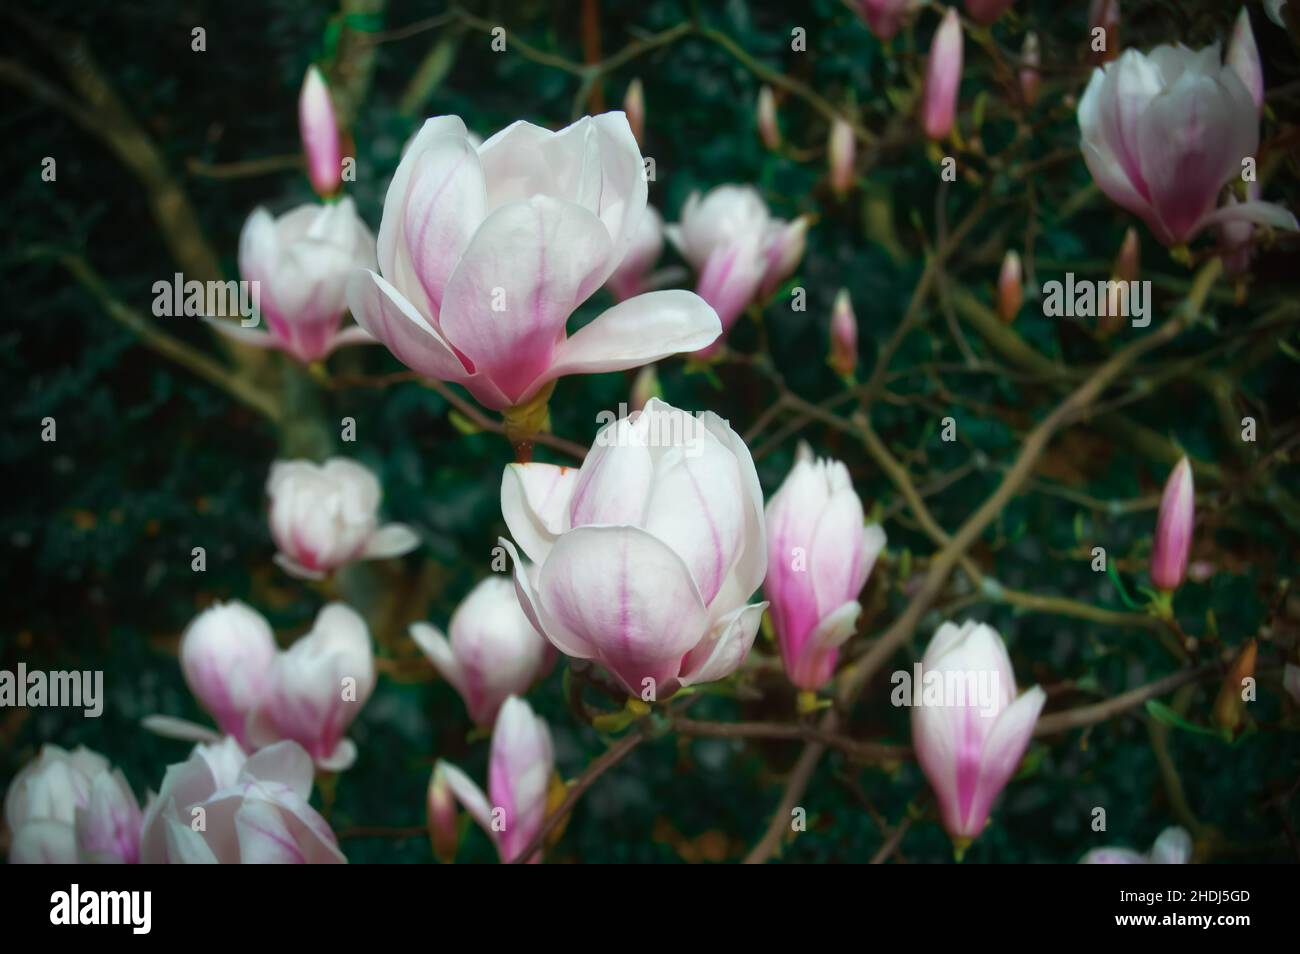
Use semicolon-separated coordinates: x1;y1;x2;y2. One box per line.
624;78;646;145
997;250;1023;323
828;117;855;197
1089;0;1121;64
922;8;964;141
829;289;858;377
1111;227;1141;285
630;363;660;413
1151;457;1194;592
428;763;459;864
1227;8;1264;112
1213;640;1257;736
1019;32;1041;106
299;65;341;198
757;86;781;150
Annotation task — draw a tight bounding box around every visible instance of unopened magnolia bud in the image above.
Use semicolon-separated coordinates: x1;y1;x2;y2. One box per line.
1112;227;1141;285
1151;457;1194;592
1019;32;1041;106
997;250;1023;322
829;289;858;377
428;763;459;864
1090;0;1121;64
630;363;660;413
624;78;646;145
1227;8;1263;112
828;117;855;197
757;86;781;150
922;8;964;141
1212;640;1257;736
299;65;342;198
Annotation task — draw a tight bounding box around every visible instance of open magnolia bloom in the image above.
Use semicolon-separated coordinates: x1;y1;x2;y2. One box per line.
1080;825;1193;864
139;738;346;864
4;745;143;864
346;112;721;413
1078;39;1297;247
437;696;554;864
268;457;419;580
499;398;768;699
217;198;377;363
911;620;1046;843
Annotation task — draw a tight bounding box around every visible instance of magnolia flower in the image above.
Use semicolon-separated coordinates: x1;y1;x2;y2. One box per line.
606;206;665;302
4;745;142;864
1080;825;1192;864
346;112;720;413
828;289;858;377
667;185;807;349
757;85;781;149
410;576;555;726
139;738;345;863
997;250;1023;322
267;457;419;579
179;601;278;746
1151;456;1194;591
437;696;554;863
912;620;1046;841
499;398;768;699
765;445;886;691
219;199;377;363
828;117;855;198
246;603;375;772
299;65;341;197
922;8;964;141
856;0;913;40
965;0;1013;25
1078;41;1297;247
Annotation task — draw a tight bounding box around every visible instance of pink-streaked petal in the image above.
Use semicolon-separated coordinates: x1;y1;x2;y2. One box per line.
500;462;580;564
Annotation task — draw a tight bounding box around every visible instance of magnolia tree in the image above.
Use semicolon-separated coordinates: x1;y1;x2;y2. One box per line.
3;0;1299;866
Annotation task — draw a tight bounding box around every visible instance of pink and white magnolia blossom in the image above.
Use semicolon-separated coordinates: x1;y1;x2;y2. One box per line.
410;575;555;726
220;198;377;363
1078;39;1297;247
267;457;419;580
499;398;768;699
1080;825;1192;864
437;696;554;864
666;185;808;351
179;600;278;747
246;603;375;772
139;737;345;863
299;65;341;198
765;445;886;691
911;620;1046;841
346;112;720;412
4;745;142;864
606;205;665;302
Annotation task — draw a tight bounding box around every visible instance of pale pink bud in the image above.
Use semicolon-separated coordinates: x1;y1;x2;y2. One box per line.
630;363;660;413
180;600;278;746
922;8;964;141
964;0;1014;25
828;117;856;197
410;576;555;726
227;199;377;363
427;763;459;864
911;621;1046;840
996;249;1023;322
267;457;419;579
139;738;345;863
1112;226;1141;285
299;65;342;198
437;697;554;863
766;446;885;690
347;113;721;412
1078;43;1297;246
1019;32;1041;106
246;603;375;771
499;399;768;698
1151;456;1194;592
857;0;912;40
829;288;858;377
5;745;143;864
1227;8;1264;112
757;85;781;149
624;78;645;145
